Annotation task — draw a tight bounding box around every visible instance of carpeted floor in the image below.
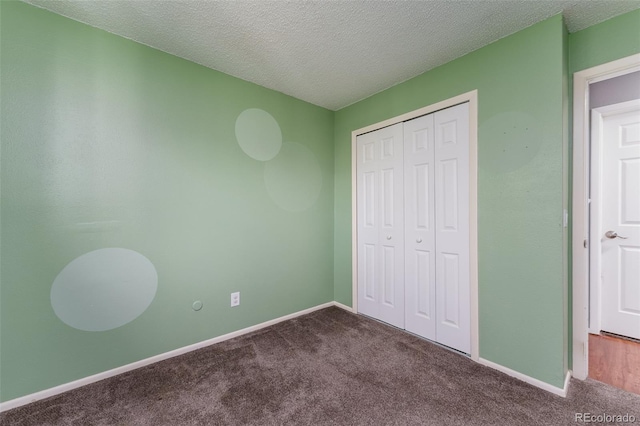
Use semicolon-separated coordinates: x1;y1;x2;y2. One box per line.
1;307;639;425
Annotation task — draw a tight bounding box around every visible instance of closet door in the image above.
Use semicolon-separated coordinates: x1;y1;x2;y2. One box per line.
434;103;470;354
356;123;405;328
404;114;437;340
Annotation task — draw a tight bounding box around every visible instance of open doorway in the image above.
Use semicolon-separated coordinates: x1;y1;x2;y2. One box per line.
572;54;640;394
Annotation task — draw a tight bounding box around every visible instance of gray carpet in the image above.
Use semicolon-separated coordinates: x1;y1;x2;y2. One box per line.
1;307;639;425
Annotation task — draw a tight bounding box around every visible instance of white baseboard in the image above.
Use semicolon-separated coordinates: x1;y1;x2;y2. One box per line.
0;301;337;413
478;358;571;397
333;301;354;312
1;303;570;412
565;370;572;393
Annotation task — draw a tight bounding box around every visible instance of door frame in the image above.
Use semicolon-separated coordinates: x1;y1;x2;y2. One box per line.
350;90;479;361
572;54;640;380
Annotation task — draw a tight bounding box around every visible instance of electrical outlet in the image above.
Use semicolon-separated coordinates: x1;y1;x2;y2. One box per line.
231;292;240;307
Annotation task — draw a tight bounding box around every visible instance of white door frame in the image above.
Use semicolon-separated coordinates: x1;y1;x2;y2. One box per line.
351;90;479;361
572;53;640;380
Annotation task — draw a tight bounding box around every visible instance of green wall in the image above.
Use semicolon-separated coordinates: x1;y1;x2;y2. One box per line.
569;9;640;73
334;16;569;387
0;1;334;402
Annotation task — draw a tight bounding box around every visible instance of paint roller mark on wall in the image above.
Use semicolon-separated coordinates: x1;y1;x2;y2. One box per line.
50;248;158;332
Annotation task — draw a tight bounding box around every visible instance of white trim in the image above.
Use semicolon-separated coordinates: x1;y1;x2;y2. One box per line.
0;302;336;413
589;66;640;84
0;299;571;411
350;90;479;362
572;53;640;381
478;358;571;398
588;106;605;335
353;91;476;136
333;301;355;313
469;92;479;363
351;116;359;315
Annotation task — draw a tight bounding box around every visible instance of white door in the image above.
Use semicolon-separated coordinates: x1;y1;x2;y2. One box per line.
433;104;470;353
404;114;437;340
356;123;405;328
592;100;640;340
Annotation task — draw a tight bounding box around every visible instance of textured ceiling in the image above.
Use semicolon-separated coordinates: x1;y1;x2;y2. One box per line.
22;0;640;110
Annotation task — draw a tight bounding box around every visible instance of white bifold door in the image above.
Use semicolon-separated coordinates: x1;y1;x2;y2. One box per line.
356;123;405;328
357;103;470;354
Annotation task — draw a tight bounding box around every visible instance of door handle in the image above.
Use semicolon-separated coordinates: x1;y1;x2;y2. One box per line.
386;235;392;240
416;238;422;243
605;231;627;239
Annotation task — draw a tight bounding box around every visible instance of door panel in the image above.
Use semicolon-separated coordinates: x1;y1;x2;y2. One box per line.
357;132;381;319
383;245;396;306
404;114;436;340
363;172;376;227
382;137;395;159
435;104;470;354
377;125;405;328
357;123;404;328
620;247;640;314
364;244;376;301
440;159;459;231
416;250;431;317
382;168;395;227
597;101;640;340
621;159;639;224
442;252;460;326
414;164;430;229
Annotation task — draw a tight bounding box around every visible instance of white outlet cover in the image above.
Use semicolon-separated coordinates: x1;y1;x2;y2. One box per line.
231;292;240;307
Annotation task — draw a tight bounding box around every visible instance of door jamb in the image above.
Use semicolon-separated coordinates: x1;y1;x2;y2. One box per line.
350;90;479;361
572;54;640;380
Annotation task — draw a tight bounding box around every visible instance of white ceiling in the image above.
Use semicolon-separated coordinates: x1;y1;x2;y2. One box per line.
23;0;640;110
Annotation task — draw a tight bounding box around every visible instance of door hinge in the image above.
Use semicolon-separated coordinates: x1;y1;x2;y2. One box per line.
584;239;588;248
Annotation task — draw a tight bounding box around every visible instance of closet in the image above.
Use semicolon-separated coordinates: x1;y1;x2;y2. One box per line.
356;103;470;354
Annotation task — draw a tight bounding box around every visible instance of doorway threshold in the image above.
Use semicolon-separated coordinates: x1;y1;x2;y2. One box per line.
589;333;640;395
